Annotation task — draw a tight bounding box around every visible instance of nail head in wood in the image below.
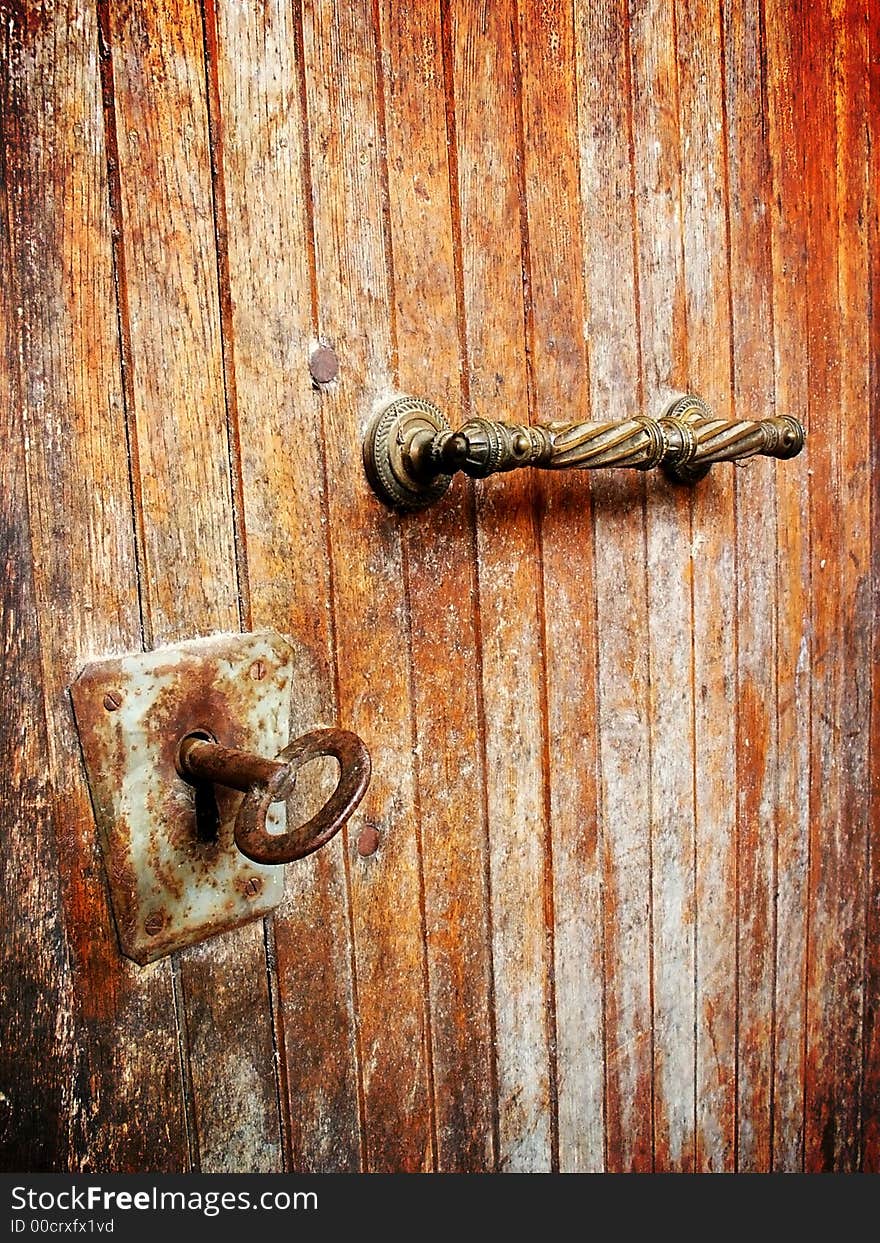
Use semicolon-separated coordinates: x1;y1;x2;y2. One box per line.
309;344;339;386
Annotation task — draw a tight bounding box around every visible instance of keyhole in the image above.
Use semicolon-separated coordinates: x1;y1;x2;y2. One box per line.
193;778;221;843
177;729;221;844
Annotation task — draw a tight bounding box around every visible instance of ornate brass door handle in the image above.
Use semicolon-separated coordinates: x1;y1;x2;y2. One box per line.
363;394;805;511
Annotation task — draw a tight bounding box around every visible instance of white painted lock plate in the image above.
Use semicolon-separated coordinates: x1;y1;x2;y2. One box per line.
70;631;294;964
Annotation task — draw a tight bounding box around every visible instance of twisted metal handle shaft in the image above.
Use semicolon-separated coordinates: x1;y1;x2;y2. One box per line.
363;394;805;511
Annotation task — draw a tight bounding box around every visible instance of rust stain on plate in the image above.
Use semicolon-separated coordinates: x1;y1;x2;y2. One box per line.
70;631;294;964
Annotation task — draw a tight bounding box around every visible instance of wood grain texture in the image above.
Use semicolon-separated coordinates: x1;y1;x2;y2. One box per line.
448;0;555;1172
801;0;871;1172
864;0;880;1175
722;0;779;1173
676;0;737;1172
628;0;697;1172
574;0;654;1172
800;0;843;1172
299;0;434;1173
379;0;496;1172
0;65;73;1170
834;0;872;1173
798;0;861;1172
1;0;187;1171
206;0;362;1172
103;0;281;1171
517;0;604;1173
765;0;813;1171
1;0;876;1175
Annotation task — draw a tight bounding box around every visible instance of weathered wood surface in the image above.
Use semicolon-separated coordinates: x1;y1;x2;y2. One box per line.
102;0;282;1171
629;0;697;1172
1;0;876;1172
518;0;604;1173
1;0;189;1172
449;0;555;1172
300;0;435;1173
575;0;655;1171
724;0;778;1173
380;0;496;1171
678;0;737;1172
764;0;812;1172
865;0;880;1175
206;0;362;1173
0;36;73;1169
799;0;870;1173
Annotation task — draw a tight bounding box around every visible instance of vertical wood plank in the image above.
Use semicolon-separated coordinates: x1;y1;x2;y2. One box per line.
448;0;555;1171
379;0;496;1171
207;0;362;1171
1;0;187;1170
834;0;872;1173
0;69;73;1170
517;0;604;1173
863;0;880;1175
628;0;696;1171
300;0;434;1172
799;0;843;1171
574;0;654;1172
675;0;737;1173
798;0;867;1173
722;0;780;1173
764;0;812;1171
802;0;872;1171
104;0;281;1171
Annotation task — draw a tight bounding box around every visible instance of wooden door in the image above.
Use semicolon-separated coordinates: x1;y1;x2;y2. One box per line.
2;0;877;1173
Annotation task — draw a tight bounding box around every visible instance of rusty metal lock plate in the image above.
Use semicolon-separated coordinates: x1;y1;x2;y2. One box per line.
70;632;294;964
